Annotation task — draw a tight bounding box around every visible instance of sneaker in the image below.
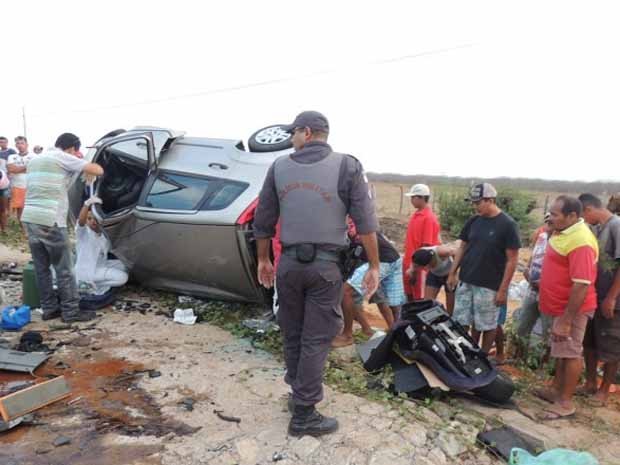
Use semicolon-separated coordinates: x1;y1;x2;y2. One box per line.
288;405;338;437
62;311;97;323
42;309;61;321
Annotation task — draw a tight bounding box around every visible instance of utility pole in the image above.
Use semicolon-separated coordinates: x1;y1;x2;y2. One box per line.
22;106;27;138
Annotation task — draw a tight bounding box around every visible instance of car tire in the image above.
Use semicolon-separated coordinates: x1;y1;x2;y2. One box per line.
472;372;515;404
248;124;293;152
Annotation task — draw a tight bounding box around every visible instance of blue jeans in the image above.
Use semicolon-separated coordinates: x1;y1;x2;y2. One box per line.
25;223;80;317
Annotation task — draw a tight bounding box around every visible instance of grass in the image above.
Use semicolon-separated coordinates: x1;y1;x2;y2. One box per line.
1;216;27;251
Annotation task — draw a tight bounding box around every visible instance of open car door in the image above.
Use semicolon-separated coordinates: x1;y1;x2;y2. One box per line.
88;128;183;225
89;132;157;227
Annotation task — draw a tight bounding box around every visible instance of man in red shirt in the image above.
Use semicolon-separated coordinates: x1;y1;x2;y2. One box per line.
403;184;440;300
537;195;598;419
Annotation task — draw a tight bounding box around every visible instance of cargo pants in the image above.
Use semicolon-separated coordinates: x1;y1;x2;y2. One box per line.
276;254;344;406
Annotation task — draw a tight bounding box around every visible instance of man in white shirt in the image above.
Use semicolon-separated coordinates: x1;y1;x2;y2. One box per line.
7;136;34;228
0;136;16;234
75;197;128;295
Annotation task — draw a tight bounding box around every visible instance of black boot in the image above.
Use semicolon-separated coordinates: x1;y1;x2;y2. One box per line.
287;393;295;414
42;309;61;321
288;405;338;437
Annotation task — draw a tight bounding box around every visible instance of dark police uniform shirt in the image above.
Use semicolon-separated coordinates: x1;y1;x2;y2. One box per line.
254;141;378;242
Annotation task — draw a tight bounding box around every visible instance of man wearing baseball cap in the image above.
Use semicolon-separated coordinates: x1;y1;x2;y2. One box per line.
403;183;440;300
254;111;380;436
447;183;521;354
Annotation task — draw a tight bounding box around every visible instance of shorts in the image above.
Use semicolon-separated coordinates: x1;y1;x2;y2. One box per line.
10;187;25;209
0;188;9;199
348;258;406;307
497;304;508;326
453;282;500;331
353;285;387;306
583;306;620;363
425;272;452;291
550;311;593;359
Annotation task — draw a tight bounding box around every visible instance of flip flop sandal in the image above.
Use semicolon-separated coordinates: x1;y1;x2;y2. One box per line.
541;406;576;421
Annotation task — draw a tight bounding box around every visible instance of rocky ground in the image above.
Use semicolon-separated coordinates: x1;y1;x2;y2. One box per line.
2;240;620;465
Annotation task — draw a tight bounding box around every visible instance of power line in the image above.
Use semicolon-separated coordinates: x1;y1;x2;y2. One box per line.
29;43;473;118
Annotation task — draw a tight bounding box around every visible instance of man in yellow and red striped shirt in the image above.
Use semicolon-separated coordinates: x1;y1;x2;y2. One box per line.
537;195;598;419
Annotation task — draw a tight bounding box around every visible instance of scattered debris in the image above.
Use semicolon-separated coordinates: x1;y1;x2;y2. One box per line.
35;445;53;455
1;304;31;330
509;448;600;465
0;415;25;433
15;331;51;353
114;299;152;313
173;308;197;325
0;380;34;397
48;323;73;331
0;347;48;373
214;409;241;424
0;376;71;422
242;318;279;334
52;435;71;447
179;397;196;411
148;370;162;378
272;451;287;462
0;263;20;276
178;295;205;305
478;425;545;461
67;396;84;406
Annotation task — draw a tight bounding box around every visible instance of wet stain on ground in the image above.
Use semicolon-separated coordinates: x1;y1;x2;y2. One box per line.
0;334;200;465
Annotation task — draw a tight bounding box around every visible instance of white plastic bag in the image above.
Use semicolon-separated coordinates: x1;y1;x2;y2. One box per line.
173;308;197;325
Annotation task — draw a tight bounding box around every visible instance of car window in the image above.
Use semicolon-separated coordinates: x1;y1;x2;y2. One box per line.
107;138;149;164
128;129;171;154
203;182;248;210
144;173;210;210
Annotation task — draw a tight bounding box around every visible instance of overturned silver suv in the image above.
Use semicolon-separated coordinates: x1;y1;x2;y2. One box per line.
69;125;294;303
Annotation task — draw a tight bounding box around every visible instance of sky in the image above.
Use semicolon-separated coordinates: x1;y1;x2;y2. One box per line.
2;0;619;182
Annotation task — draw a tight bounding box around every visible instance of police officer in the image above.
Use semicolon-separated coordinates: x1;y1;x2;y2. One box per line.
254;111;380;436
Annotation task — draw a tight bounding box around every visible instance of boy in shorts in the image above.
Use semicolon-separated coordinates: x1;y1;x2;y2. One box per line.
408;245;456;313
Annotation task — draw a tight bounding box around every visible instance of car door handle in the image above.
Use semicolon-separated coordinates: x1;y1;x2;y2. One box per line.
209;163;228;170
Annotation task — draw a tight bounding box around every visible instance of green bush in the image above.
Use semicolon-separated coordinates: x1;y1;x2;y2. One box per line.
436;188;537;241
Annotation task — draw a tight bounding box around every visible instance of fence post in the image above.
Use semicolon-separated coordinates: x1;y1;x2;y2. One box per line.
399;185;404;215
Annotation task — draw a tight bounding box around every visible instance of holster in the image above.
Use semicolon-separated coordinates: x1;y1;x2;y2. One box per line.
295;243;317;263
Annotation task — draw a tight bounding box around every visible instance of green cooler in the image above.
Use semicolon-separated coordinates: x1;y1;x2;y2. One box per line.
22;261;41;309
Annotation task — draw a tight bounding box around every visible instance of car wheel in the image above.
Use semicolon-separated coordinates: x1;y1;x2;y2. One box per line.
248;125;293;152
472;372;515;404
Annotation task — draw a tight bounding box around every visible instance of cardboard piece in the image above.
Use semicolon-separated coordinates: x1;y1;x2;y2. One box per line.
417;362;450;391
0;376;70;422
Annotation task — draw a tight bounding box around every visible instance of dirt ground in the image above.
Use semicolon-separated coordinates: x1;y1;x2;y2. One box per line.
1;281;489;465
2;241;620;465
2;190;620;465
